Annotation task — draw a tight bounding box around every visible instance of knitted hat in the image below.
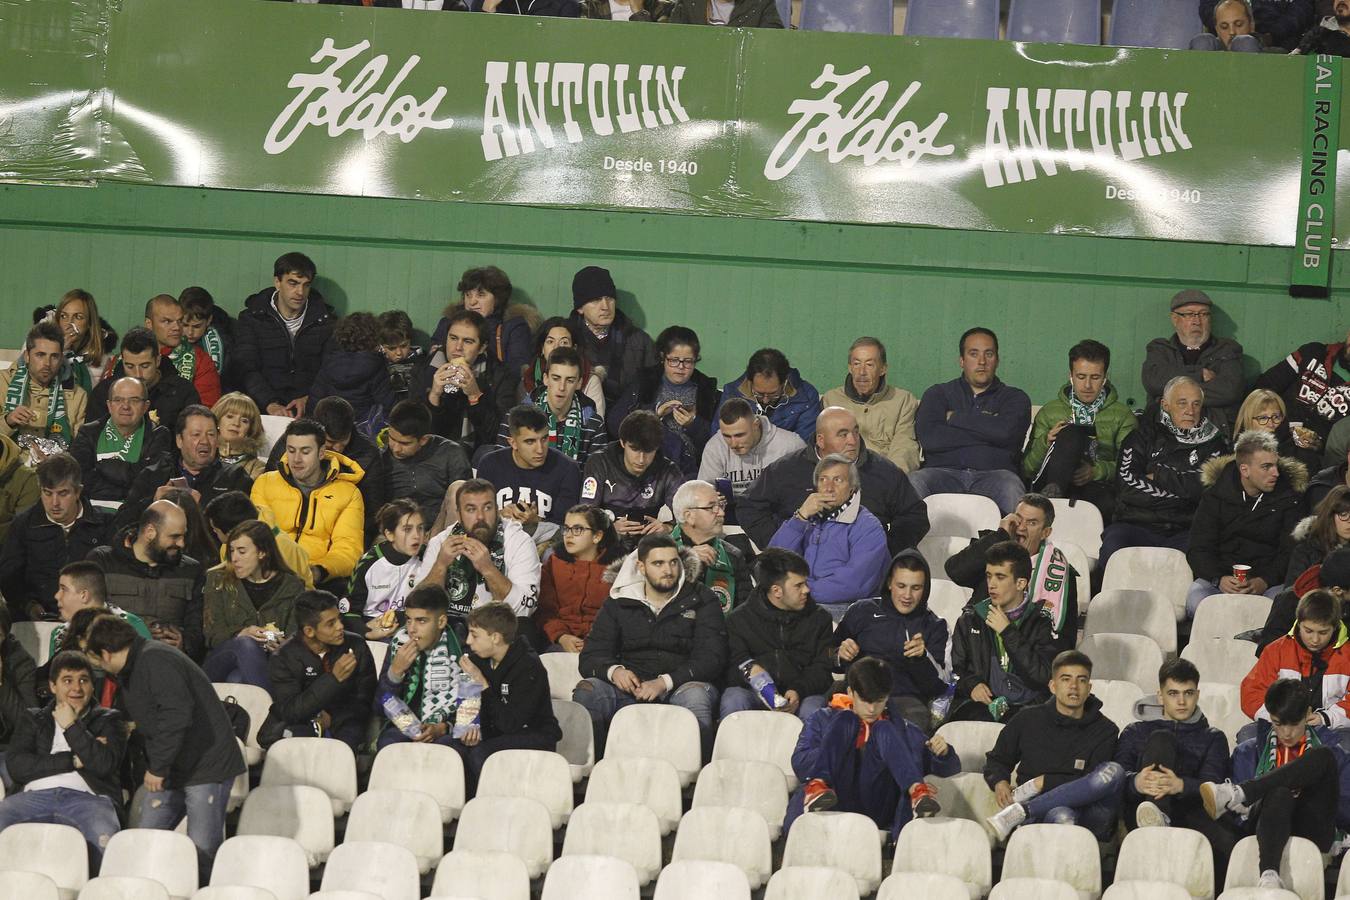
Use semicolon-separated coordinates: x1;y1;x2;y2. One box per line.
1170;289;1212;311
572;266;616;310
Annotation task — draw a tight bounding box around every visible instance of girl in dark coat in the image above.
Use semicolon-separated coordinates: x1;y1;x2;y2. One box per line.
308;313;396;440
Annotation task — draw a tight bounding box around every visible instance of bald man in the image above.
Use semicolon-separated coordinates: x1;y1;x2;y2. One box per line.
739;406;929;554
87;499;207;660
71;376;173;514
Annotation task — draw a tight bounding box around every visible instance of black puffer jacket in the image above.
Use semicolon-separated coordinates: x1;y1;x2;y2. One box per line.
1187;453;1308;586
1113;406;1228;534
234;288;336;410
87;527;206;661
951;597;1057;713
88;358;200;433
6;701;126;802
1116;711;1229;801
724;586;834;697
260;630;376;746
115;455;255;533
0;499;110;617
70;418;173;511
307;349;397;428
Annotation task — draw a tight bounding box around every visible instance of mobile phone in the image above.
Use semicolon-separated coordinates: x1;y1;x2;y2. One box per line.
168;476;189;490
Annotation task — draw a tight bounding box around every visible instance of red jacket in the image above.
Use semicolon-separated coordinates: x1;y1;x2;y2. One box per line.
537;553;611;644
1241;621;1350;727
161;344;221;407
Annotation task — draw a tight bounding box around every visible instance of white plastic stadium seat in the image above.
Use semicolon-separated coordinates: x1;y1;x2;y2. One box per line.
260;415;290;458
540;855;639;900
1077;633;1164;696
926;493;1001;538
453;796;553;879
1192;594;1273;643
1338;850;1350;898
236;785;335;867
925;773;1002;844
542;652;583;700
606;704;701;786
0;870;61;900
78;876;171;900
191;888;278;900
1002;824;1101;900
368;742;465;824
764;866;861;900
477;750;574;829
927;579;970;632
12;621;59;667
1083;589;1177;655
1093;679;1144;731
782;811;883;895
553;698;595;782
211;836;309;900
101;829;198;900
653;860;751;900
1182;639;1260;689
586;756;683;835
260;738;358;816
691;759;790;839
430;850;530;900
1225;835;1325;900
305;893;381;900
213;683;271;766
920;536;973;576
1050;499;1104;563
1116;826;1216;900
892;817;992;900
562;802;661;886
1199;683;1247;749
712;710;803;790
1216;889;1303;900
365;641;388;676
1059;541;1093;618
227;739;250;813
345;789;444;874
671;806;773;890
989;878;1082;900
0;821;89;899
935;721;1004;774
1103;883;1195;900
880;872;972;900
1101;547;1193;621
318;842;419;900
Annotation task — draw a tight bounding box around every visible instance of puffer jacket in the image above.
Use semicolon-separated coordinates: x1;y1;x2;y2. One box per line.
1113;405;1228;534
1231;721;1350;830
724;585;834;698
950;597;1057;714
537;550;616;644
1022;383;1138;482
307;349;397;433
1242;621;1350;727
1285;514;1345;585
767;492;889;606
367;435;470;530
70;417;172;513
86;526;206;660
202;567;306;649
233;287;336;410
0;434;37;542
945;529;1080;650
718;366;821;444
250;451;366;579
1116;711;1230;800
1187;454;1307;586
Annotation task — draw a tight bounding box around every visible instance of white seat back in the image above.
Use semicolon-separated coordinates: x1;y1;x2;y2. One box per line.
1116;826;1216;900
0;870;61;900
210;836;309;900
430;850;530;900
1192;594;1273;642
935;721;1004;774
1225;835;1325;900
1102;883;1196;900
1101;547;1193;621
671;806;773;890
318;842;420;900
928;580;970;632
925;494;1001;538
101;829;198;899
0;822;89;896
540;855;639;900
477;750;574;829
190;888;277;900
542;652;583;700
212;683;270;766
764;866;860;900
79;876;171;900
892;817;992;898
1182;638;1260;688
782;811;883;895
236;785;335;867
366;641;388;676
712;710;804;790
453;796;553;879
925;773;1001;844
1050;499;1104;563
1093;679;1144;731
1059;541;1093;619
653;860;751;900
880;872;972;900
12;621;59;666
586;756;683;835
345;789;443;874
1084;589;1177;655
1078;633;1165;695
259;738;357;816
606;704;701;786
553;699;596;782
259;415;290;458
562;803;662;886
1002;823;1102;899
989;878;1083;900
368;742;465;823
920;536;974;577
691;759;790;840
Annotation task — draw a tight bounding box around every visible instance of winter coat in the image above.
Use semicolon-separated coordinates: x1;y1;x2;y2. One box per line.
233;288;336;410
251;451;366;580
738;443;930;556
1187;454;1308;586
0;499;109;617
914;377;1031;473
717;366;821;444
498;389;608;468
951;597;1057;712
1113;405;1229;534
1142;335;1245;435
670;529;751;613
307;349;397;433
580;441;686;543
1285;515;1345;585
697;415;805;520
0;634;38;745
581;0;672;19
367;435;470;530
0;434;37;543
115;454;255;533
579;549;728;687
822;378;921;473
1199;0;1316;49
471;638;562;743
570;308;657;404
260;630;376;745
609;366;719;477
1294;16;1350;56
1116;712;1230;800
1309;460;1349;510
835;550;949;701
1022;383;1138;483
1242;622;1350;727
984;696;1119;792
0;368;87;445
115;637;247;788
1231;721;1350;830
87;527;207;660
89;357;199;433
669;0;782;25
537;552;614;644
412;355;518;456
724;586;834;698
70;417;172;513
433;303;541;386
6;701;127;802
945;529;1080;646
201;568;306;649
768;493;889;606
1256;340;1350;439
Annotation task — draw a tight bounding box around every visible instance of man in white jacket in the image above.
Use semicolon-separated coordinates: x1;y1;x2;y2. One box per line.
697;397;804;524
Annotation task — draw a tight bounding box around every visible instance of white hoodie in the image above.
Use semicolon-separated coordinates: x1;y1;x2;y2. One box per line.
697;415;806;499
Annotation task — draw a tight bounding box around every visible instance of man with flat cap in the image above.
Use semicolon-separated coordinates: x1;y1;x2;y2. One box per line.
1141;289;1245;436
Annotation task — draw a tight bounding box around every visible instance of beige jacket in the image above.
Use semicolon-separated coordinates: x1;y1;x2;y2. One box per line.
0;366;87;443
822;380;920;473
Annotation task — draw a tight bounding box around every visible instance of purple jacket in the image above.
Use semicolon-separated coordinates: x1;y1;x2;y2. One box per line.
768;494;889;605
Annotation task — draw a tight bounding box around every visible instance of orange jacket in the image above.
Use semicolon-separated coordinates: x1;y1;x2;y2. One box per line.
1241;621;1350;727
536;554;611;644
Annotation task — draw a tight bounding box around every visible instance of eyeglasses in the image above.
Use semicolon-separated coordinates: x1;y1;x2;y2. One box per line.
560;525;596;537
1172;310;1211;321
1335;511;1350;522
689;499;728;512
108;397;148;406
665;357;697;369
1253;413;1285;426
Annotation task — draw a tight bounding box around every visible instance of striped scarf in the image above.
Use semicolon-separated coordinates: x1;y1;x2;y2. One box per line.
5;361;70;444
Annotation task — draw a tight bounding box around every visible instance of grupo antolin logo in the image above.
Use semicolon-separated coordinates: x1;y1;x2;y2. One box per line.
763;63;1194;189
264;38;690;162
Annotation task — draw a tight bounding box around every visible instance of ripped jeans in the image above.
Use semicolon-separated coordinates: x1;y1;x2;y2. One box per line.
1023;761;1126;840
137;779;234;883
0;788;119;867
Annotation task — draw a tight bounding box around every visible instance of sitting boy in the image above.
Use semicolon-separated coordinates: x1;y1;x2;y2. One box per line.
375;584;466;749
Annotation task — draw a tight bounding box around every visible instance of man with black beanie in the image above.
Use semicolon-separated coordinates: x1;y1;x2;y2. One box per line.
569;266;656;404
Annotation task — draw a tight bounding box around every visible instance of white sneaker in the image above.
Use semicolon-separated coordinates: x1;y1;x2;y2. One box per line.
1200;780;1242;819
986;802;1027;842
1258;869;1284;890
1011;779;1042;804
1134;800;1170;828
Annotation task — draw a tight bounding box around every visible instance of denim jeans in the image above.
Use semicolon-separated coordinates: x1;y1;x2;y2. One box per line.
203;636;273;692
1184;578;1284;618
136;779;234;883
573;677;718;757
1023;761;1125;840
0;788;120;867
908;467;1026;516
719;686;827;722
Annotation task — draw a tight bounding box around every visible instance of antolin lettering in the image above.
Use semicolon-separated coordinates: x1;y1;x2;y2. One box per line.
264;39;455;155
480;62;688;162
982;87;1192;188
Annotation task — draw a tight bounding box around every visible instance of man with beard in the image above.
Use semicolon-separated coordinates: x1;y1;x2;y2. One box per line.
72;376;173;514
415;478;541;635
1256;324;1350;459
87;499;206;660
0;321;88;453
822;337;920;473
697;397;804;524
1143;290;1244;436
1293;0;1350;55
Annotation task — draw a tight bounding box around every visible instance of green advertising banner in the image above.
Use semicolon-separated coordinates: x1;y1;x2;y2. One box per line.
4;0;1350;248
1292;53;1341;297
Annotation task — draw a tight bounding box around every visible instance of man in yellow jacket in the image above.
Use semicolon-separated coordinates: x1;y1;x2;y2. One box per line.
251;419;364;591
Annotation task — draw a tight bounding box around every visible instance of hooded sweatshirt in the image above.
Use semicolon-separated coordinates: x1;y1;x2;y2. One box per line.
1187;453;1307;586
984;695;1120;792
1242;620;1350;727
697;414;805;516
834;549;950;701
250;450;366;579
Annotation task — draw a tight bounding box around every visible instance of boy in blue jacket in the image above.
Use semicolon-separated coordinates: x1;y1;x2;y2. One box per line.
784;656;959;841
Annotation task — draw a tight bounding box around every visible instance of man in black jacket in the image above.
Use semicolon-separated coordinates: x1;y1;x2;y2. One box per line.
0;606;39;755
86;616;246;882
581;410;686;551
260;591;375;750
72;376;173;515
575;535;727;755
234;252;334;418
87;328;199;432
738;407;929;555
722;548;833;721
569;266;656;404
984;650;1124;842
416;308;516;457
367;399;469;529
0;452;109;620
0;651;126;866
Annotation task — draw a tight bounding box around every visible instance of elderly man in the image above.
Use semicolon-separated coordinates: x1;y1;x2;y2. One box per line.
697;397;804;524
670;480;751;614
71;377;172;514
740;406;928;555
89;328;199;433
1098;376;1228;572
768;453;890;622
1142;290;1244;436
822;337;920;473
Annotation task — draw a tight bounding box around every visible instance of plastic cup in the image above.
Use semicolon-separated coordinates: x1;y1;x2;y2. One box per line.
1232;564;1251;583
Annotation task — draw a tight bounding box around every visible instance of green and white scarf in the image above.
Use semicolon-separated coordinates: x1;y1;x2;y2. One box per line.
532;386;585;460
390;626;463;724
200;327;225;373
168;341;196;382
672;525;736;614
1068;386;1108;425
95;418;145;463
5;360;71;444
442;522;506;621
62;352;92;394
1255;725;1321;778
1160;408;1221;445
1028;540;1071;639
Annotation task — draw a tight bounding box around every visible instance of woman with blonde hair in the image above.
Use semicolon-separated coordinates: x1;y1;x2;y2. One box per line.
213;392;267;478
1234;387;1319;470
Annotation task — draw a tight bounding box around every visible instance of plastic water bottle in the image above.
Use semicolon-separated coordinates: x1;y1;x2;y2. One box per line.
452;678;483;739
929;682;956;727
380;692;422;739
740;660;788;710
